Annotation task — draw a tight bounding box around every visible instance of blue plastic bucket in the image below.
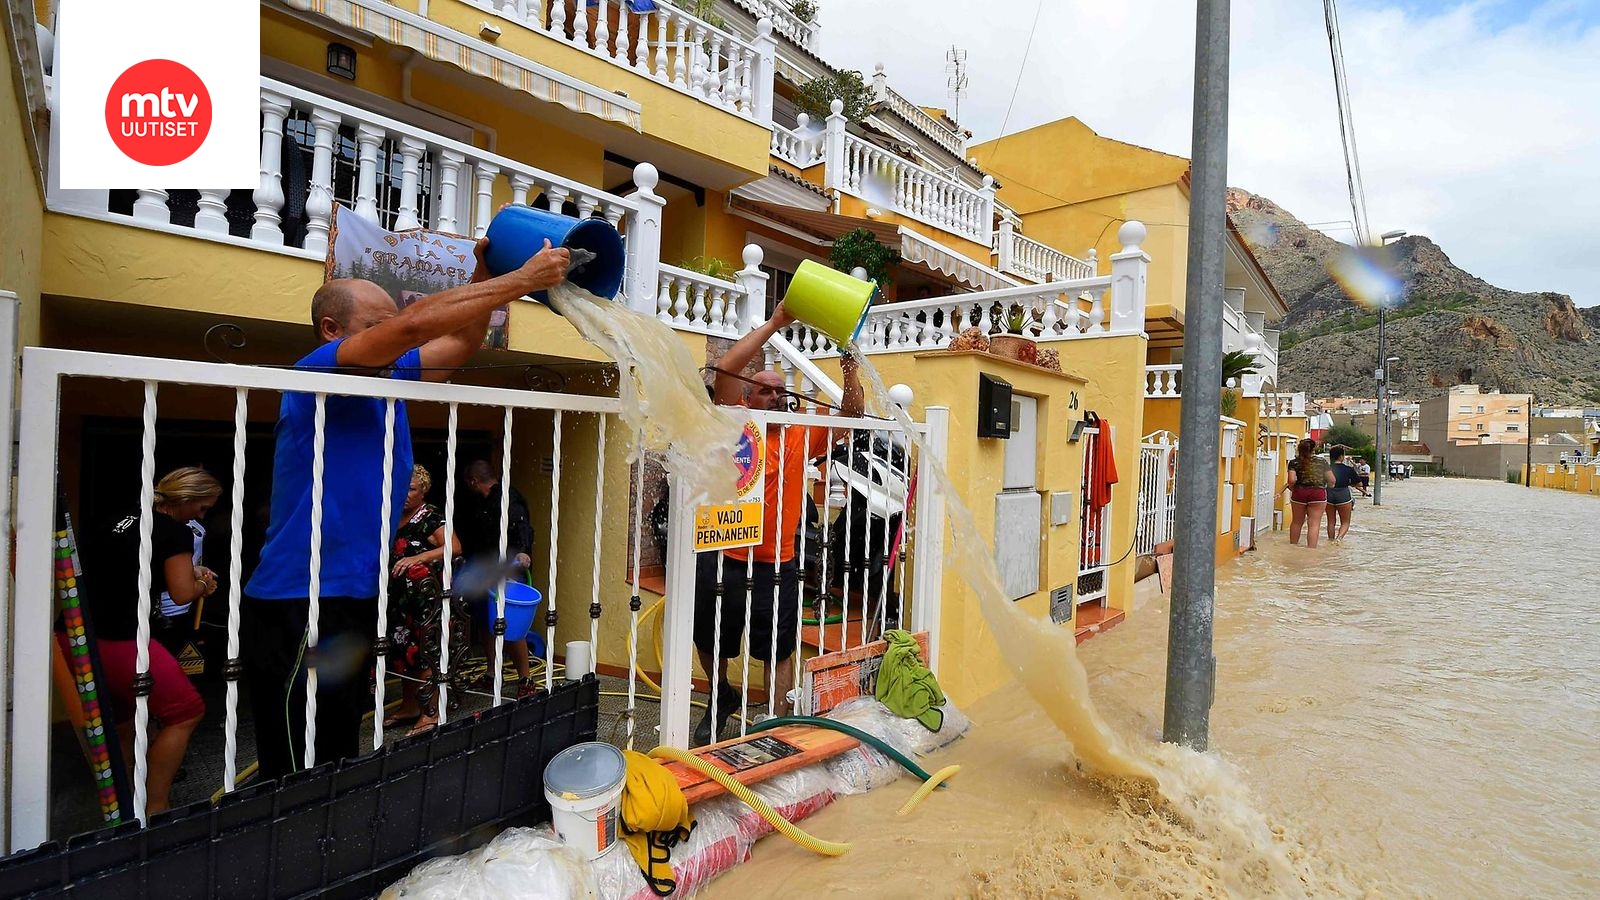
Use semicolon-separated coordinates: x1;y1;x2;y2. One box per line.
485;579;543;646
483;205;626;304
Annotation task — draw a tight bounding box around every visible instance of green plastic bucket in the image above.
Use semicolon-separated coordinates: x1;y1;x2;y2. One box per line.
782;259;876;346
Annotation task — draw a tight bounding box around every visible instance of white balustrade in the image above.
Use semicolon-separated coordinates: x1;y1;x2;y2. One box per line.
871;65;966;160
1145;364;1183;398
741;0;818;51
538;0;774;122
825;116;993;244
771;115;824;167
656;265;747;336
995;224;1094;284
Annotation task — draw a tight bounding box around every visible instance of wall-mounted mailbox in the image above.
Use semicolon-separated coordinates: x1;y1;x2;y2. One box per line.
977;373;1012;438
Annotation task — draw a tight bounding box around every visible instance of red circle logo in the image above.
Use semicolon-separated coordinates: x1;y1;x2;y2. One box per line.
104;59;212;166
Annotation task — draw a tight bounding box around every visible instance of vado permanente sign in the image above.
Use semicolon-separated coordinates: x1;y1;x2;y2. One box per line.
57;1;258;189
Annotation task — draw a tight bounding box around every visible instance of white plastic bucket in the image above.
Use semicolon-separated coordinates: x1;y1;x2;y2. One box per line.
564;640;593;681
543;742;626;859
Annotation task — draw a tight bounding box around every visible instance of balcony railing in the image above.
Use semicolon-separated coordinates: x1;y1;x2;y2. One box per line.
994;222;1095;284
770;116;824;167
46;75;667;314
873;76;966;160
655;264;753;336
733;0;820;51
1145;364;1183;398
479;0;776;122
824;117;994;245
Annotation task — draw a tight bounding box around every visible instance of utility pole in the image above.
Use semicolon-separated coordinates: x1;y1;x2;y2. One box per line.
1374;317;1386;505
1163;0;1229;752
1525;398;1533;487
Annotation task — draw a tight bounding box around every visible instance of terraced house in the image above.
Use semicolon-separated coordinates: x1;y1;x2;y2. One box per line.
0;0;1199;865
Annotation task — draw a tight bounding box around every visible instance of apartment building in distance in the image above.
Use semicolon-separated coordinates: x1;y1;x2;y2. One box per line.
1420;384;1532;446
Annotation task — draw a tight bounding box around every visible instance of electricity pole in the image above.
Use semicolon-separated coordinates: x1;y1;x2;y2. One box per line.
1163;0;1229;752
1373;230;1406;505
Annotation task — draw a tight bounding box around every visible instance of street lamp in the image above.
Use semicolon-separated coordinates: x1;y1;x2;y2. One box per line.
1374;231;1406;506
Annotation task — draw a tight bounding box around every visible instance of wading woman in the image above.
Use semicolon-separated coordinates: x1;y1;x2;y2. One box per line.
1285;438;1333;548
82;467;220;813
1325;446;1357;543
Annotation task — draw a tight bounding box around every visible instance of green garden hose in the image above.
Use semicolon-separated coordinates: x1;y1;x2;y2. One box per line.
747;715;943;783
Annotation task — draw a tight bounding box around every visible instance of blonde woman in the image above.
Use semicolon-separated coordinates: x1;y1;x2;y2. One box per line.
81;467;219;813
384;464;462;735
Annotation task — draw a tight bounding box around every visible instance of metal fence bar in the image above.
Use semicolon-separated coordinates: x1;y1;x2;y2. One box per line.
372;399;397;749
302;392;328;768
625;431;645;749
130;382;158;823
222;389;248;792
544;410;563;694
588;416;608;670
492;407;514;705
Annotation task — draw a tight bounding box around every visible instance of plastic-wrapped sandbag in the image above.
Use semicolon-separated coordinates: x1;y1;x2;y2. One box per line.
826;697;970;759
825;742;901;795
730;765;836;845
600;794;749;900
382;827;596;899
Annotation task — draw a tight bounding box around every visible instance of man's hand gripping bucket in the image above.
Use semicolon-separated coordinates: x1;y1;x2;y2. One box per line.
483;205;626;306
782;259;877;346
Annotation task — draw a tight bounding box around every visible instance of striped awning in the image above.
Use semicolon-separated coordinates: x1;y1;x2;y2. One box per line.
898;228;1017;292
286;0;643;131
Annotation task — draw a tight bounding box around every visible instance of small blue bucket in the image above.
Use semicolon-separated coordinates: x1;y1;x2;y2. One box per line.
486;580;543;650
483;205;626;304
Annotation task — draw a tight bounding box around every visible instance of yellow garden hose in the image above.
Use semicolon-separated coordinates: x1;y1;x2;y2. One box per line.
648;745;852;857
896;764;963;815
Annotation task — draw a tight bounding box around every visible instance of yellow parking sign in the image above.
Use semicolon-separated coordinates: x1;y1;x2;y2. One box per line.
694;416;766;552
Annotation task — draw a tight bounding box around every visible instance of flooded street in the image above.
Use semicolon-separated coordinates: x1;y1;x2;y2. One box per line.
706;478;1600;897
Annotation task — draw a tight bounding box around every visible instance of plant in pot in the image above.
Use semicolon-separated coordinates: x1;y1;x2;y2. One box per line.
829;227;898;288
989;304;1039;364
1218;349;1261;419
789;0;819;23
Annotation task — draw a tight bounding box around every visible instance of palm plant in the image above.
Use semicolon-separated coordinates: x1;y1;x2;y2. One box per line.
1221;349;1261;387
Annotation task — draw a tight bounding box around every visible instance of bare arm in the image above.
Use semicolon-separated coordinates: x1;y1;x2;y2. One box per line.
337;238;569;373
712;303;863;417
162;555;213;607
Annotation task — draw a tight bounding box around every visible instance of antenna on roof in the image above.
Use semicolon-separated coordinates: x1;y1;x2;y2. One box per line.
945;45;968;125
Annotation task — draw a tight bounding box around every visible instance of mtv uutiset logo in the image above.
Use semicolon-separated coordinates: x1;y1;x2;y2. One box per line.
104;60;213;165
57;2;258;189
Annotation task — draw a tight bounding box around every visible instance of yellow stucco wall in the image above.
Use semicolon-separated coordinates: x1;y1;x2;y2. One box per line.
2;27;44;345
831;334;1148;704
1524;462;1600;496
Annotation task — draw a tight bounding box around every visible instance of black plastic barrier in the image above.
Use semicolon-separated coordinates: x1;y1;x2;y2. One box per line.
0;677;599;899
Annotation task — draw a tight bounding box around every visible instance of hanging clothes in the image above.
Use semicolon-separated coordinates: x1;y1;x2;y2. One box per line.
1089;416;1119;511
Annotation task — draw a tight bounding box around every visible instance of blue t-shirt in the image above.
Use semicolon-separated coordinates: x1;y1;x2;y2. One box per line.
245;340;421;600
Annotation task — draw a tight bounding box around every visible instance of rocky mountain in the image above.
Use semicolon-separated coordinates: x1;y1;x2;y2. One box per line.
1227;188;1600;407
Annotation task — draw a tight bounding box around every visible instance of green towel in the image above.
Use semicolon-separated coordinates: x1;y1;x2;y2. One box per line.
875;630;946;731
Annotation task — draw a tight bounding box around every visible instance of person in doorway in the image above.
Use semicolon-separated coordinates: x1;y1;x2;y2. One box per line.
242;236;569;781
693;303;863;745
1352;458;1371;496
152;515;207;657
1285;438;1333;548
457;458;537;698
80;467;219;814
384;465;463;736
1325;446;1357;543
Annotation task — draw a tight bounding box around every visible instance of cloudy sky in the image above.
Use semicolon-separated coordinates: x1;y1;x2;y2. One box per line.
820;0;1600;306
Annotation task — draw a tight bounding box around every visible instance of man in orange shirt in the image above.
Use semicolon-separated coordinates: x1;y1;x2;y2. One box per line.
693;303;863;745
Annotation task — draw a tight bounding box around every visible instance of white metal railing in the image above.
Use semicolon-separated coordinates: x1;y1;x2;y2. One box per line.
1255;451;1279;528
771;115;824;167
1145;364;1183;398
1077;425;1112;605
46;75;669;314
512;0;776;122
11;347;625;849
1136;431;1177;555
824;122;994;244
7;344;950;850
995;224;1095;284
657;403;949;746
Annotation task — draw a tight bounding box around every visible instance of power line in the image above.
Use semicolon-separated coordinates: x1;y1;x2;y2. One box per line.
1322;0;1371;245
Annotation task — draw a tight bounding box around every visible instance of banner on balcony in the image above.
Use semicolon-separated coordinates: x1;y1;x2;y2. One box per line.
693;416;767;552
327;205;508;350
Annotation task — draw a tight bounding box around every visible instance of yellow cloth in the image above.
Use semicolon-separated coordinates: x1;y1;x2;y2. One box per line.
620;750;695;896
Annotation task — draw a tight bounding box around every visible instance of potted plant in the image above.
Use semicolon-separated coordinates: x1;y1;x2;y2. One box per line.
1219;349;1260;418
789;0;819;23
989;305;1038;363
829;227;898;287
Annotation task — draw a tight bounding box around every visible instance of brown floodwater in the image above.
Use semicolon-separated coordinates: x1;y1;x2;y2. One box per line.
705;478;1600;897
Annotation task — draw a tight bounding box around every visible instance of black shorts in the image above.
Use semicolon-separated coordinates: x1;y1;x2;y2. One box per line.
693;552;800;660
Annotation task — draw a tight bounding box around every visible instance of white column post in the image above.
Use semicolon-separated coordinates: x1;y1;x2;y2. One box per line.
1109;220;1150;334
353;124;383;223
0;292;17;847
735;243;768;334
624;162;665;314
302;108;340;255
977;175;996;247
252;92;291;244
750;18;776;124
658;473;698;749
822;98;847;193
871;62;889;103
393;136;426;231
194;190;231;234
995;215;1015;274
909;406;949;674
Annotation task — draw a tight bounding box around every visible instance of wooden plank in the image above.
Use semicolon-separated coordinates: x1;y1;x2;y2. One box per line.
664;724;859;806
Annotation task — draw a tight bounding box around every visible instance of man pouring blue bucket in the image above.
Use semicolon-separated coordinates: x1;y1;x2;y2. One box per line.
244;204;623;777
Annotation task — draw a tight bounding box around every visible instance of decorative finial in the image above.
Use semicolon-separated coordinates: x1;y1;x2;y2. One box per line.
632;162;659;192
742;243;764;268
757;17;773;36
1117;220;1147;253
829;98;845;116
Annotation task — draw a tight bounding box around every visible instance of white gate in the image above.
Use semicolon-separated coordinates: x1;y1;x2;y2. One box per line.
1136;430;1178;555
1077;425;1112;605
1255;451;1279;530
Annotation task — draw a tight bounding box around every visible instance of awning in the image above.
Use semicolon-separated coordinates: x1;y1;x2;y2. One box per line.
730;169;831;212
727;197;1015;291
286;0;643;132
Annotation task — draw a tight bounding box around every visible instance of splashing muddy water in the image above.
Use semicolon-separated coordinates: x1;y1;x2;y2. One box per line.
706;478;1600;896
545;284;743;504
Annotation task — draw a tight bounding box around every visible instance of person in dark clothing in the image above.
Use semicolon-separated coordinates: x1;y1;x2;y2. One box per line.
81;466;219;814
1326;446;1357;543
242;235;570;780
459;458;538;697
